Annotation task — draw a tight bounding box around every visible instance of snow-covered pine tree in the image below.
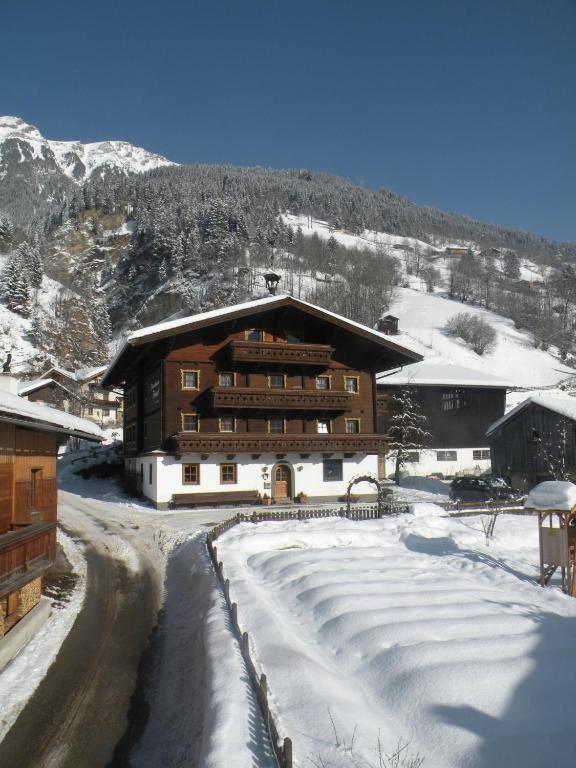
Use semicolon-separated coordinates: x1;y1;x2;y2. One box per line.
17;241;43;289
2;249;31;317
386;387;431;484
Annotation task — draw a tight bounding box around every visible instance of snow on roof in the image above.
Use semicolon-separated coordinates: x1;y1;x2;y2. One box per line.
19;378;60;396
487;394;576;435
127;293;422;353
43;364;76;380
525;481;576;511
74;365;108;383
0;388;102;440
377;361;510;388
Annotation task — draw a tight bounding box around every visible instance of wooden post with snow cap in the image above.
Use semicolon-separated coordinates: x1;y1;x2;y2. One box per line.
283;737;293;768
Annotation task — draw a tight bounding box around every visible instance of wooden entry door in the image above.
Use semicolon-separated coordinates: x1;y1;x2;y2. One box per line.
274;465;291;499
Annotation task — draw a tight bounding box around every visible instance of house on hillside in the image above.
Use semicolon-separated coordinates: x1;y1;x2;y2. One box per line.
488;395;576;491
377;361;508;478
21;364;123;428
0;368;101;660
444;245;470;257
102;292;421;508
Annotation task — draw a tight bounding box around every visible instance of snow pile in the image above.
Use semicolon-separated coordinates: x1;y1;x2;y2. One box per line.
217;513;576;768
525;481;576;511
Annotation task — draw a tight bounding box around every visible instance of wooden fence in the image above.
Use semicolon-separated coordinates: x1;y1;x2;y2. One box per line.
205;498;529;765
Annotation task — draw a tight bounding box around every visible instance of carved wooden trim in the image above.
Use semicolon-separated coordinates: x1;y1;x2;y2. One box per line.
175;433;388;454
229;340;334;366
212;387;350;411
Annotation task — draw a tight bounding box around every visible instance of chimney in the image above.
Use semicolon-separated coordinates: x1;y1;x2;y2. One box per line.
0;373;19;395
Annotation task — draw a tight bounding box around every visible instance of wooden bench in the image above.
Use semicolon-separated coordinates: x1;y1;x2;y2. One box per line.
171;490;261;508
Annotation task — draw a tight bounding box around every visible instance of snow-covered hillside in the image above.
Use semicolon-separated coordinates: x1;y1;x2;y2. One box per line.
284;213;576;389
0;116;175;183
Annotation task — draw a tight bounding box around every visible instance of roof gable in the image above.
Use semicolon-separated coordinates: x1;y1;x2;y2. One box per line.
487;395;576;435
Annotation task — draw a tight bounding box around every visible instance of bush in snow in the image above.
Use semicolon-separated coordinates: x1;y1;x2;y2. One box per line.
443;312;496;355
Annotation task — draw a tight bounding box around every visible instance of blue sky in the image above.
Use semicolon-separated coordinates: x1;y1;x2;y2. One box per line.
2;0;574;241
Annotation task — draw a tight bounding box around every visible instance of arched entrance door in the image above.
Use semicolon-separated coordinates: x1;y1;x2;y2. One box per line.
274;464;291;500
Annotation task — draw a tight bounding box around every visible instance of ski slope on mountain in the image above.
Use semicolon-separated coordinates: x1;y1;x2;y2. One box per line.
387;288;575;387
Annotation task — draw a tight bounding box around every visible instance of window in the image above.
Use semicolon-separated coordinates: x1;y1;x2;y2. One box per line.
473;449;491;461
404;451;420;462
181;413;199;432
183;464;200;484
149;464;153;485
286;331;301;343
103;408;110;417
317;419;330;433
125;388;137;408
437;450;457;461
219;372;235;387
219;416;235;432
30;468;42;512
323;458;343;482
269;374;285;389
220;463;237;484
268;417;285;433
441;390;465;411
316;376;330;390
181;370;199;390
345;419;360;434
246;329;263;341
88;407;94;415
344;376;359;394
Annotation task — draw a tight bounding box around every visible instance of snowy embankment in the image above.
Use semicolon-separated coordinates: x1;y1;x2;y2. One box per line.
217;513;576;768
0;529;86;742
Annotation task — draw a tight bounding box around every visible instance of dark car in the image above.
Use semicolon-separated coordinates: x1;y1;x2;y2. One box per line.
449;476;517;503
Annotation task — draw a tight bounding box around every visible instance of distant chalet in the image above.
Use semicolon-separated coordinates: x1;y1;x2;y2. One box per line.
103;294;421;507
0;373;101;655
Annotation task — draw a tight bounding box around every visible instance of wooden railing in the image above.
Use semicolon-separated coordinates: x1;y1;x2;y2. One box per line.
14;479;57;525
211;386;351;411
0;522;56;587
176;432;388;454
229;340;334;366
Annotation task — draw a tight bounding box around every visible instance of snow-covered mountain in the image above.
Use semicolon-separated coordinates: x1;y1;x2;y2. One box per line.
0;116;175;183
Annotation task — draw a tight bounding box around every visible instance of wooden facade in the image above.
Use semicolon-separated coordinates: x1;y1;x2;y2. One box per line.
0;380;101;639
489;399;576;491
104;295;420;506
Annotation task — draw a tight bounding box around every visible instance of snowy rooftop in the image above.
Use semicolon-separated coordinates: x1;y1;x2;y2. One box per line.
19;378;59;396
0;388;102;440
525;481;576;511
487;394;576;435
377;361;510;388
74;365;108;383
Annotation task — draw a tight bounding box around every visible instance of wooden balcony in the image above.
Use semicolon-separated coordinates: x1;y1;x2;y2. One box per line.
212;387;351;411
229;340;334;366
0;522;56;595
175;432;388;454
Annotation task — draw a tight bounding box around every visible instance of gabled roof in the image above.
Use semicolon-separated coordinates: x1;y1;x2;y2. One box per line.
487;394;576;436
102;293;423;386
0;388;102;441
75;365;108;383
377;361;510;389
18;377;74;397
41;364;76;381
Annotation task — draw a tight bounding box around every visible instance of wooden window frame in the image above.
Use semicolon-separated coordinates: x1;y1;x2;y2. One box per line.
268;373;286;389
181;369;200;391
345;418;361;434
218;371;236;387
245;329;264;341
220;463;237;484
267;417;286;434
181;412;199;432
437;450;458;461
315;375;331;391
219;416;236;433
473;449;491;461
182;463;200;485
323;458;343;482
344;375;360;394
317;419;331;434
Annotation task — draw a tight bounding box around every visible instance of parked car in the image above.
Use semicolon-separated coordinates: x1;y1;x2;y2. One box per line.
449;476;518;503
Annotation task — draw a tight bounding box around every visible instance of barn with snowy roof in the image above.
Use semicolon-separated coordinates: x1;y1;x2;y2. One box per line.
488;395;576;491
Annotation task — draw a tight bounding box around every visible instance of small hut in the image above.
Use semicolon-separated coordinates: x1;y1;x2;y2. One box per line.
525;481;576;595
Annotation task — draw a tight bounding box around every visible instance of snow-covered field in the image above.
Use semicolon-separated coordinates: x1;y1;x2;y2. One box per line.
217;513;576;768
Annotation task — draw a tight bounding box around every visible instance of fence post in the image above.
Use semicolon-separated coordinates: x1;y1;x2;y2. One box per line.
242;631;250;658
231;602;238;631
260;673;268;708
224;578;230;603
283;737;293;768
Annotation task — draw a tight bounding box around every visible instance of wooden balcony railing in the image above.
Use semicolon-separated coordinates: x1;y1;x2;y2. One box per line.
14;479;57;525
212;387;351;411
0;522;56;589
229;340;334;366
175;432;388;454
